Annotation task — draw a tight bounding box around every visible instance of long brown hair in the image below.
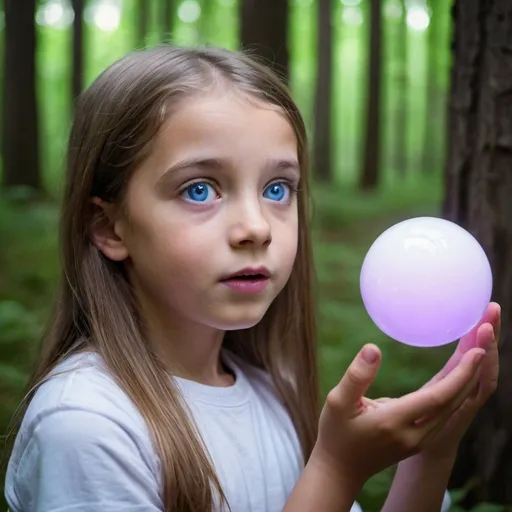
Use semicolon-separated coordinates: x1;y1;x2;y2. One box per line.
14;46;319;511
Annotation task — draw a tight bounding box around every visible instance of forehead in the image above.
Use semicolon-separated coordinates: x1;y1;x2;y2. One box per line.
151;92;299;164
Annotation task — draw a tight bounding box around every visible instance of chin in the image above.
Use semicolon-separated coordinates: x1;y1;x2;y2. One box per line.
211;307;269;332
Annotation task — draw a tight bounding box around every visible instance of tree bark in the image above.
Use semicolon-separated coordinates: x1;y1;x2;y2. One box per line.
72;0;85;103
359;0;382;190
313;0;333;183
2;0;41;190
446;0;512;506
239;0;289;83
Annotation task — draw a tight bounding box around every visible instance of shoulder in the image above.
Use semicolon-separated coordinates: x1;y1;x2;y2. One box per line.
19;351;150;437
15;351;154;453
5;352;162;511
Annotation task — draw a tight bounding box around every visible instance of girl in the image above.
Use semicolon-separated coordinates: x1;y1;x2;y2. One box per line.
5;45;500;512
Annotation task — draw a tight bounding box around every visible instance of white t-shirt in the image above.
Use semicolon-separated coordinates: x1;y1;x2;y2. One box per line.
4;351;363;512
5;351;450;512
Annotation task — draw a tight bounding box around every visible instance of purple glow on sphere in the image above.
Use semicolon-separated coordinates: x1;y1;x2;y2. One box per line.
360;217;493;347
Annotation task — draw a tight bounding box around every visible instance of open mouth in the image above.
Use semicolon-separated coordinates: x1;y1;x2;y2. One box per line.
222;274;267;282
220;268;270;293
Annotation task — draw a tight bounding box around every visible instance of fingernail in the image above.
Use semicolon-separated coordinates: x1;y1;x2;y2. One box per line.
362;346;378;365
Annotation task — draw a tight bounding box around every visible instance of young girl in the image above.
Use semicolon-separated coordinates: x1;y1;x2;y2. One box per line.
5;45;500;512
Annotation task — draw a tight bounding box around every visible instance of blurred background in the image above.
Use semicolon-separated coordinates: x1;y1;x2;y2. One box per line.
1;0;511;510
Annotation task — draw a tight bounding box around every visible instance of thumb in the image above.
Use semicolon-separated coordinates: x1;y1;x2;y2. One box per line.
336;344;381;411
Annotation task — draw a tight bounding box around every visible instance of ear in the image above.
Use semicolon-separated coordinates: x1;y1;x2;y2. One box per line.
90;197;129;262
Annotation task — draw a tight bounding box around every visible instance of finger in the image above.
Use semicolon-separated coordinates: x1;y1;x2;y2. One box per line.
418;365;485;445
491;303;501;348
334;344;381;412
429;303;499;384
373;397;393;404
476;322;495;352
362;397;394;410
416;356;483;430
461;302;500;352
474;328;500;402
388;348;485;424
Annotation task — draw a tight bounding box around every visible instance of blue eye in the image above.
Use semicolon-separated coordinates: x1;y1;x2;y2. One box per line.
263;182;290;203
181;182;216;203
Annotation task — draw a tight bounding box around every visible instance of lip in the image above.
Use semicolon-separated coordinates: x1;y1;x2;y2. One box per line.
220;267;270;295
221;267;270;280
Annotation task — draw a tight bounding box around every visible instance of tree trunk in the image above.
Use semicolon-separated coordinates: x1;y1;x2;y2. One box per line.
137;0;149;49
313;0;333;183
2;0;41;190
239;0;289;83
162;0;174;43
422;0;442;175
446;0;512;506
359;0;382;190
72;0;85;103
393;0;407;179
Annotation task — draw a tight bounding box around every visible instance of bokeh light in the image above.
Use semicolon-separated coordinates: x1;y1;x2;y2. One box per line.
85;0;122;32
407;6;430;31
343;6;364;27
36;0;74;30
178;0;201;24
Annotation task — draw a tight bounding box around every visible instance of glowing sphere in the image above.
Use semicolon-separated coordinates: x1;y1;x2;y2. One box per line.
360;217;493;347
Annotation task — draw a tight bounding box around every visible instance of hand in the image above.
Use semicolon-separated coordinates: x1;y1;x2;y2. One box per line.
312;342;486;491
411;302;501;461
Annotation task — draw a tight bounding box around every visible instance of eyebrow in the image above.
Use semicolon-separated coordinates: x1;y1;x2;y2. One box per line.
157;156;301;185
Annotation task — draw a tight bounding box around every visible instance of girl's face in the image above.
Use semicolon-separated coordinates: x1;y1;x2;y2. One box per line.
110;92;300;331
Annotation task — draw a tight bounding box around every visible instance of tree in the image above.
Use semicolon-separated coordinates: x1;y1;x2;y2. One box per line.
421;0;442;175
2;0;41;190
446;0;512;506
359;0;382;190
136;0;149;49
239;0;289;83
71;0;85;103
162;0;175;43
393;0;408;179
312;0;333;182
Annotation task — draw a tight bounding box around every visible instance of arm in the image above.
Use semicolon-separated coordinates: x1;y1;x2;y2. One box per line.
380;303;500;512
9;408;163;511
283;449;363;512
282;342;482;512
381;454;454;512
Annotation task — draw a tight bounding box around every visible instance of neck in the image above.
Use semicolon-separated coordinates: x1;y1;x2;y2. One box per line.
138;295;234;387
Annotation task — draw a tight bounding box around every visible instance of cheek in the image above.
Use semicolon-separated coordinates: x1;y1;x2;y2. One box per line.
129;212;216;285
164;234;213;277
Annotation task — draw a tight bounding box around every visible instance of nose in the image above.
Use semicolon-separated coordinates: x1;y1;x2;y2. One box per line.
228;198;272;248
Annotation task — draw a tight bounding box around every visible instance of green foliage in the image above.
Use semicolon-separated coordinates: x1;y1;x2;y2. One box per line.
447;487;512;512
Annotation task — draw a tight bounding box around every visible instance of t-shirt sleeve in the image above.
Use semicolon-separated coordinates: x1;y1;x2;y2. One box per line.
10;408;163;511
